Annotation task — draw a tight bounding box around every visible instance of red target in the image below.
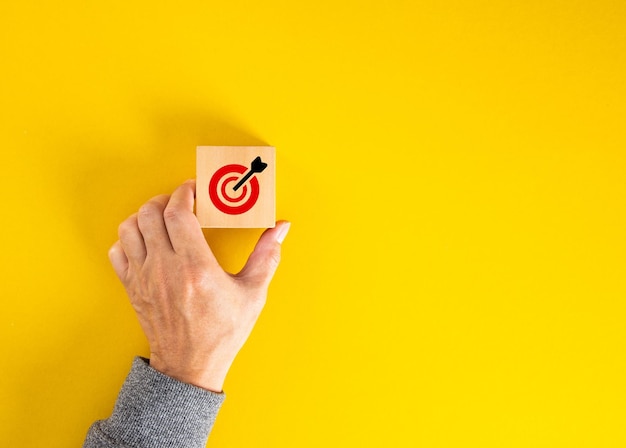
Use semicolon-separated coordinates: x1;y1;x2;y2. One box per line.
209;164;260;215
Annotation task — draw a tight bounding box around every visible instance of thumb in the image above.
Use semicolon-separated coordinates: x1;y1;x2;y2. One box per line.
237;221;290;286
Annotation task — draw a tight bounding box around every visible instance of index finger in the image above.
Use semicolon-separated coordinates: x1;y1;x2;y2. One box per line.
163;180;216;261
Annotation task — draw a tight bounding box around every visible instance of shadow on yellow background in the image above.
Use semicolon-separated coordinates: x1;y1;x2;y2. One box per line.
1;1;626;446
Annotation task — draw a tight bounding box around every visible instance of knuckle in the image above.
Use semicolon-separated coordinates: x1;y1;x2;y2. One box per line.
108;242;121;258
138;202;160;218
118;215;138;238
163;204;183;222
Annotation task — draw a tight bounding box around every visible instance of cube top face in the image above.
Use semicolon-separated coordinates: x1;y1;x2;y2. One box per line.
196;146;276;228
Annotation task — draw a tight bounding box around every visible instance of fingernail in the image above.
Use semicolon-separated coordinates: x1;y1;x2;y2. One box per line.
276;221;291;244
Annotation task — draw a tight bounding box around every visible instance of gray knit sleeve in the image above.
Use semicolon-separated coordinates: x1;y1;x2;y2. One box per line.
83;357;225;448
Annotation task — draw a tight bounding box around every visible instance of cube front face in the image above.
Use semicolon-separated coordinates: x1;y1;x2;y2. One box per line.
196;146;276;228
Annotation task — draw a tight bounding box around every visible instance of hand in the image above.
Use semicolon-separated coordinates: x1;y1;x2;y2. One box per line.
107;180;290;392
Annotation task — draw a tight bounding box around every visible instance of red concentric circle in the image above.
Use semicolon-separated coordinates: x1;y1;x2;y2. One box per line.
220;175;247;203
209;164;260;215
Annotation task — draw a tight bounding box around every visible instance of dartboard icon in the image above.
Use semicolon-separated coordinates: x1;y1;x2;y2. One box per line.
208;156;267;215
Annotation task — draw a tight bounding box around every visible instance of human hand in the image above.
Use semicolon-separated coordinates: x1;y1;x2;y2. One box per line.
107;180;290;392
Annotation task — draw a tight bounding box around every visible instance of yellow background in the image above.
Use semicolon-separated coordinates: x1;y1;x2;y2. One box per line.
1;1;625;446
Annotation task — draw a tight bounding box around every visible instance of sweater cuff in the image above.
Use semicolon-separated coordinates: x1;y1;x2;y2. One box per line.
85;357;225;448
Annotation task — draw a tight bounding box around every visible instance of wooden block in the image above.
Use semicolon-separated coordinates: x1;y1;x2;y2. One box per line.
196;146;276;228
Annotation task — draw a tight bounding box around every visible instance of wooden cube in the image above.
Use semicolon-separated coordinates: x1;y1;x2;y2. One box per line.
196;146;276;228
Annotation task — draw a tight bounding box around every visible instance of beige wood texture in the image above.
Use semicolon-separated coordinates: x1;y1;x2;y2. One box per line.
196;146;276;228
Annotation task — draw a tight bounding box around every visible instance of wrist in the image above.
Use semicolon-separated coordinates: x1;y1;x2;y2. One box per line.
149;354;231;393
